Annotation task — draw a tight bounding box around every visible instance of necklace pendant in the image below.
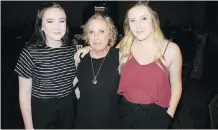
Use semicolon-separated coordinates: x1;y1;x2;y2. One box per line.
92;78;97;84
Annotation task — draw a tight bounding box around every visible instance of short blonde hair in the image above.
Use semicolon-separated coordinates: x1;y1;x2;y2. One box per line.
81;13;118;47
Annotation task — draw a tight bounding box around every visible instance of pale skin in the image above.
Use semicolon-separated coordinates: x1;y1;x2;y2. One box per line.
75;5;182;118
19;77;33;129
73;18;117;86
128;5;182;118
75;40;182;118
19;7;67;129
163;41;182;118
131;39;182;118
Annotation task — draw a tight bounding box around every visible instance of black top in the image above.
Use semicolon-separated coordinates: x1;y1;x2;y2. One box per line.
75;48;121;129
14;43;77;99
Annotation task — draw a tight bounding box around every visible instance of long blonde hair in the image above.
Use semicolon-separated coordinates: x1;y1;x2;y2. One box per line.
117;1;166;72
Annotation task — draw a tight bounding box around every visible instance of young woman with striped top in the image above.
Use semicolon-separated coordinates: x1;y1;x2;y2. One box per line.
14;3;77;129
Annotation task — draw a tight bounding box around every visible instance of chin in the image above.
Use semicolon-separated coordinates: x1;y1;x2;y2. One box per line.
92;46;108;51
92;48;104;51
136;36;145;41
52;37;63;41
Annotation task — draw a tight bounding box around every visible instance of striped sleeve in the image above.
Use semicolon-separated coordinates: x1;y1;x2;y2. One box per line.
14;48;34;79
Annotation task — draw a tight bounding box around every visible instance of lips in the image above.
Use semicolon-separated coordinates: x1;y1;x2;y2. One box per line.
53;32;61;35
94;42;101;45
136;31;144;33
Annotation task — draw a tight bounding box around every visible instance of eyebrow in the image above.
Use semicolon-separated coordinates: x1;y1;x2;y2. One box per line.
140;15;149;17
129;15;149;19
45;18;66;21
88;28;106;31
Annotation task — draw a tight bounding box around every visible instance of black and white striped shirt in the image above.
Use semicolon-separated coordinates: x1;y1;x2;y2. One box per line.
15;43;77;99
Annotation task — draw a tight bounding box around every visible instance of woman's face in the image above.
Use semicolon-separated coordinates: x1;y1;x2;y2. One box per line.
87;18;110;51
41;7;66;43
128;5;154;41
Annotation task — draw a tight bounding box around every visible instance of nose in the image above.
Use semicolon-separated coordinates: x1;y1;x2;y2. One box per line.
136;21;140;29
55;22;60;30
94;32;99;40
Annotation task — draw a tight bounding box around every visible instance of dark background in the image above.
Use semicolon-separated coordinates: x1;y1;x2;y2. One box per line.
2;1;218;129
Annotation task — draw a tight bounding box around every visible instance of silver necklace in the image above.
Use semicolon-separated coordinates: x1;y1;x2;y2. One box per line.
90;55;106;84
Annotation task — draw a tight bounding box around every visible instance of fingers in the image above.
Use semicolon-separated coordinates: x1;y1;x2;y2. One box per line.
74;52;81;66
75;87;80;99
81;53;86;58
74;51;80;60
75;58;80;66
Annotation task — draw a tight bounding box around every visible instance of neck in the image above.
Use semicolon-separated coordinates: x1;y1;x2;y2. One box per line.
90;47;109;59
135;34;154;46
46;39;62;48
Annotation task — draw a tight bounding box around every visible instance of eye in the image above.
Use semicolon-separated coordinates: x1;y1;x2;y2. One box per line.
47;20;53;23
130;19;135;23
100;30;104;33
88;31;93;34
60;20;65;23
142;17;147;20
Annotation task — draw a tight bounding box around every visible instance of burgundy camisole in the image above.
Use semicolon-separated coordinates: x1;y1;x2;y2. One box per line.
117;44;171;108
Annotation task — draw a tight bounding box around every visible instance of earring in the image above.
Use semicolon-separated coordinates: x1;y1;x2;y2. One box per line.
41;28;44;31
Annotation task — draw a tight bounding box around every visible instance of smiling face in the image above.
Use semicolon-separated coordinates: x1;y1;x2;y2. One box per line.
41;7;66;43
87;18;110;51
128;5;154;41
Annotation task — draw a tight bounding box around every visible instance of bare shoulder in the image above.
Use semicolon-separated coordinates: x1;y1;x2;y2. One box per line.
163;41;182;66
165;41;181;56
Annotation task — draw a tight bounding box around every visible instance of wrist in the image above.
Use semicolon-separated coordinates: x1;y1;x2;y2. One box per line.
88;46;92;51
167;108;175;117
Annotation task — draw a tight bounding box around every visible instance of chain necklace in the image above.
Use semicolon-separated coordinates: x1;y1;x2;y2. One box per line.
90;55;106;84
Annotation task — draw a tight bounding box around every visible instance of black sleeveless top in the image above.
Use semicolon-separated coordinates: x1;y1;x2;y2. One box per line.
75;48;121;129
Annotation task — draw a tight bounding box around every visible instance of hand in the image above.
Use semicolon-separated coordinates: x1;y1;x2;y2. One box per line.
167;109;174;118
25;125;34;130
26;128;34;130
74;46;91;65
75;87;80;99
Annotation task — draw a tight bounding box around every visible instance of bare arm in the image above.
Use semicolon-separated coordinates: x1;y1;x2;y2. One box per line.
73;77;78;87
19;76;34;129
73;77;80;99
74;46;92;66
167;43;183;118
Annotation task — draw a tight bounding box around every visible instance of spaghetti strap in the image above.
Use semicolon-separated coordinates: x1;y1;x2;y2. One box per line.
163;40;170;56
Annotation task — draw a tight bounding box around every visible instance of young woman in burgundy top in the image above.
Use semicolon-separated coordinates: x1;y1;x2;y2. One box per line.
116;1;182;128
74;1;182;129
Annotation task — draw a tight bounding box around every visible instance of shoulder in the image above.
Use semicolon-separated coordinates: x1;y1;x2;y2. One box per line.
110;47;119;52
20;45;34;56
80;52;90;63
110;47;121;62
167;41;182;57
109;48;120;56
65;44;77;53
164;42;182;63
77;52;90;69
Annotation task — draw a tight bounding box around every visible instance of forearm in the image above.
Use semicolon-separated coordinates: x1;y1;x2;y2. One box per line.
19;91;33;129
73;77;78;87
73;77;80;99
168;84;182;117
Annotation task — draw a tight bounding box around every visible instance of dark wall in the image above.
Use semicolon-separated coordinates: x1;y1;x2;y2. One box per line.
1;1;89;28
116;1;207;28
2;1;207;29
203;2;218;33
